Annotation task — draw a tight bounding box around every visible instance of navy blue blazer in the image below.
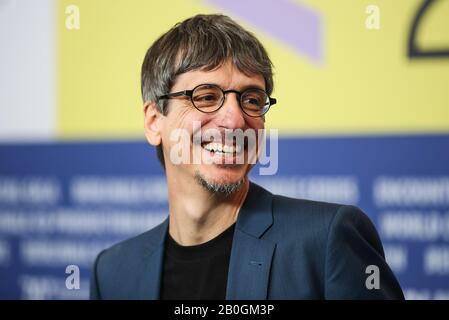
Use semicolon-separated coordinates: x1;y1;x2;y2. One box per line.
90;182;404;299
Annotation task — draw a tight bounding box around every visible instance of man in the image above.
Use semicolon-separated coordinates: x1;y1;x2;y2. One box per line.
90;14;404;300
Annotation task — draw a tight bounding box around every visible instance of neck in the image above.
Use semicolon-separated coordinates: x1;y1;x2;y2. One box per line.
166;174;249;246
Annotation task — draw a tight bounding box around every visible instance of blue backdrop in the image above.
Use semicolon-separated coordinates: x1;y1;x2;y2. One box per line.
1;134;449;299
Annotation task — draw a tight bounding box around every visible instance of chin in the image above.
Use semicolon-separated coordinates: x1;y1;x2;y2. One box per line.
202;164;247;183
194;169;246;195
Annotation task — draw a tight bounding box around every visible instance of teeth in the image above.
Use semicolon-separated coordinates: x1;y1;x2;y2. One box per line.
203;142;241;154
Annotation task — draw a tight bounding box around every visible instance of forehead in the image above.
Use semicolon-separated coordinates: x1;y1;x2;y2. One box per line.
171;61;266;92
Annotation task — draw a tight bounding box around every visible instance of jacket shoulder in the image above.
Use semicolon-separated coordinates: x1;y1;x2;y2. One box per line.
267;192;403;299
269;193;378;250
271;193;347;232
100;217;167;263
90;218;168;299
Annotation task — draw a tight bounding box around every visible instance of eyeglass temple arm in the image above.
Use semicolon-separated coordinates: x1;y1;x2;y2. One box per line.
158;90;193;100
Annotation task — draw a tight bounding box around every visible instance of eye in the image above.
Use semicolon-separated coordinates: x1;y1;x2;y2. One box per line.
194;94;218;102
192;85;222;105
242;93;266;108
192;88;222;109
246;97;262;105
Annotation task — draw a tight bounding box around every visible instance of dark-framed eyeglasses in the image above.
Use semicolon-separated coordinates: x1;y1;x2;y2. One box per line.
157;83;276;117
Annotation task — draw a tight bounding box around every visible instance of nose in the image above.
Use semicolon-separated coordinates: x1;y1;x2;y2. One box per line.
217;92;246;129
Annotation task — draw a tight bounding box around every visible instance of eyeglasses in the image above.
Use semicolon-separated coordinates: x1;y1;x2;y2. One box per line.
157;83;276;117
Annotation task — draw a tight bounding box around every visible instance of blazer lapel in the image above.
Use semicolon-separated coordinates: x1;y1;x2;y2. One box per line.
226;182;276;300
136;217;168;300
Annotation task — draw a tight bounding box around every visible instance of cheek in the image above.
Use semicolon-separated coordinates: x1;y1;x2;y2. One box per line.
246;118;265;151
162;109;211;145
165;104;190;129
246;117;265;131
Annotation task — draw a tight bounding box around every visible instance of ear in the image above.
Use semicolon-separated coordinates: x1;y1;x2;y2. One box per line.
143;101;163;146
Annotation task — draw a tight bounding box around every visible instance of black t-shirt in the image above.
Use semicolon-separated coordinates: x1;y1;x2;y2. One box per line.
160;223;236;300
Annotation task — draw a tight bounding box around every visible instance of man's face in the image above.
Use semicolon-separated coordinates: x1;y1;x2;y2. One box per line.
159;61;265;191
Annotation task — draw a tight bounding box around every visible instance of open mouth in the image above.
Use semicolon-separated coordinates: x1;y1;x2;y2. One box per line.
201;142;243;155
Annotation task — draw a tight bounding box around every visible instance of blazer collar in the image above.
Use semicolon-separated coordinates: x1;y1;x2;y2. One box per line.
138;181;275;300
235;181;274;238
137;217;168;300
226;181;276;299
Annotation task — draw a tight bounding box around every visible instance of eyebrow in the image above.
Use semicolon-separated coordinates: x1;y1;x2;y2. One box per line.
203;83;266;92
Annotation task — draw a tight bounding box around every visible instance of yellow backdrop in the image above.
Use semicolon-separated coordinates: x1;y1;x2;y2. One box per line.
57;0;449;139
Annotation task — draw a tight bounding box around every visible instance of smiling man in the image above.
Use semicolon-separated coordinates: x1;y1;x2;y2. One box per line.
90;14;404;300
